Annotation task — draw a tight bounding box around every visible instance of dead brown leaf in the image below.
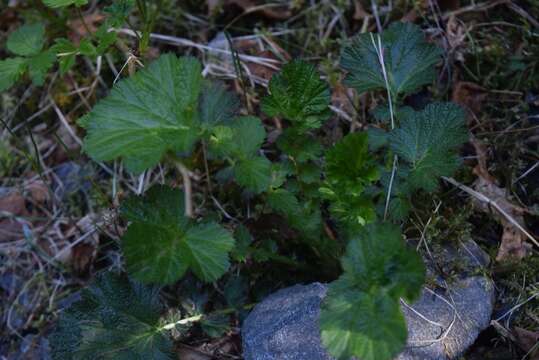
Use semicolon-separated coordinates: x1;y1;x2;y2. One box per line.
514;327;539;359
67;12;105;44
0;219;24;243
0;190;27;216
471;139;534;260
452;81;488;118
353;0;369;20
27;181;49;204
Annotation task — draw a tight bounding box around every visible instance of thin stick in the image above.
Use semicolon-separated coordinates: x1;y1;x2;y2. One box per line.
370;33;398;219
176;161;193;218
442;176;539;248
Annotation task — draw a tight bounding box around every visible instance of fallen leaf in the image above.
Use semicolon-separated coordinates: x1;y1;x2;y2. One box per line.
67;12;105;44
452;81;488;118
27;181;49;204
514;327;539;359
353;1;369;20
246;49;281;82
0;190;26;216
71;242;96;274
0;219;24;242
471;139;534;260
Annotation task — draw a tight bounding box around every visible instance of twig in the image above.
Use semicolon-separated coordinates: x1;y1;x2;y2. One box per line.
442;176;539;248
176;161;193;218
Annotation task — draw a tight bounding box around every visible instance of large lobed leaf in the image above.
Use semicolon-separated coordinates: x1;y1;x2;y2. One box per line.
341;22;442;98
80;55;203;173
389;102;467;192
7;23;46;57
262;60;331;132
49;272;174;360
320;222;425;360
121;186;235;284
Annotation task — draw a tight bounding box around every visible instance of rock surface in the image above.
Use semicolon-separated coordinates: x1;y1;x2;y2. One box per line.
242;240;495;360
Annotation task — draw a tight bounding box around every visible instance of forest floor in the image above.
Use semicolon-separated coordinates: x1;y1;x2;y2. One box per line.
1;1;538;359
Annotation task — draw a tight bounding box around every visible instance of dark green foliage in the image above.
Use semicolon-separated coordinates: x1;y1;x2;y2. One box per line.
49;272;174;360
80;55;203;173
321;133;379;228
262;60;331;132
209;116;271;193
390;102;467;192
320;223;425;360
341;22;442;98
121;186;235;284
0;23;55;90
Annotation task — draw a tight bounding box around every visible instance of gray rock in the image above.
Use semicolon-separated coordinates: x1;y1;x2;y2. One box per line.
242;241;495;360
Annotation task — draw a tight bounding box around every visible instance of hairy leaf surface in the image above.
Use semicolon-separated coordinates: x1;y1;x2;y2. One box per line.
320;286;406;360
7;23;46;57
341;22;441;97
262;60;330;131
320;222;425;360
80;55;203;173
389;102;467;192
326;132;379;187
121;186;235;283
209;116;271;193
49;272;174;360
0;58;27;91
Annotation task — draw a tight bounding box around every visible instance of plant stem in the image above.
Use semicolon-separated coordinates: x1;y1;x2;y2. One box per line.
176;161;193;218
159;303;256;331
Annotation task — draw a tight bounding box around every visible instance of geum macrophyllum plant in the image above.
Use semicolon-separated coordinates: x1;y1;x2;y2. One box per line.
50;21;467;360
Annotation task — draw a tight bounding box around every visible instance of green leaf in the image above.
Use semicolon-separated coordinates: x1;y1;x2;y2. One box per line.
326;132;379;187
27;50;55;85
233;155;272;193
199;81;240;128
231;225;253;262
104;0;134;26
0;57;27;91
43;0;88;8
320;222;425;360
78;38;97;57
121;186;235;284
200;314;230;338
210;116;266;159
80;55;203;173
231;116;266;156
262;60;331;131
339;222;425;299
277;128;322;163
7;23;46;57
320;286;406;360
341;22;442;97
52;38;78;74
266;188;300;216
389;102;467;192
49;272;174;360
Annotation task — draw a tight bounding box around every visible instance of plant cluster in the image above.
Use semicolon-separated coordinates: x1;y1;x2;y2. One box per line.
5;3;468;359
